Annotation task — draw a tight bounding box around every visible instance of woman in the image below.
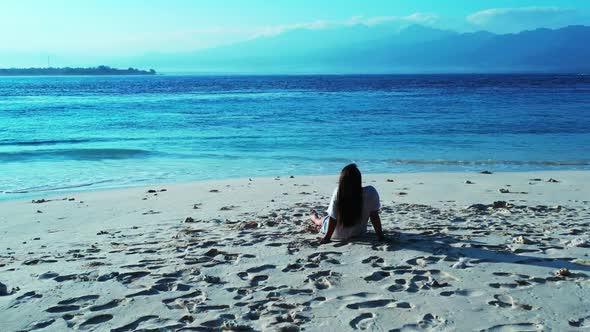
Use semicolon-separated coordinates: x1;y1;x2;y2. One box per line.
310;164;384;244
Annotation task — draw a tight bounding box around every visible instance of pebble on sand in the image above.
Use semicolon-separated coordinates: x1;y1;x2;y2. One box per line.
493;201;512;209
512;236;532;245
555;268;570;278
32;199;49;204
241;221;258;229
451;258;469;269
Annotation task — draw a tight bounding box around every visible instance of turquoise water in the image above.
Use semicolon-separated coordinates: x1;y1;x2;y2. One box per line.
1;74;589;200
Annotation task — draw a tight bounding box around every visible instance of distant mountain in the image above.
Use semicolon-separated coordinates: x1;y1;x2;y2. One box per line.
7;25;587;74
134;24;588;73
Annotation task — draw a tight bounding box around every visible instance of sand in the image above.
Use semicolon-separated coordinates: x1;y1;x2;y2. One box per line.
1;170;589;331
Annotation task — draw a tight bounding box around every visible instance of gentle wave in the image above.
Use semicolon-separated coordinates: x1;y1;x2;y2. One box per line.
3;147;586;167
0;148;153;161
0;138;95;146
386;159;590;166
173;153;590;166
3;179;116;194
0;137;143;146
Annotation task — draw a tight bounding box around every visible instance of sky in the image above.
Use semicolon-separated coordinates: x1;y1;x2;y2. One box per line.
1;0;589;58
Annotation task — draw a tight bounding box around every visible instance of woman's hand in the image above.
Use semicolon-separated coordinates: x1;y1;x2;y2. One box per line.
319;217;336;245
369;211;385;241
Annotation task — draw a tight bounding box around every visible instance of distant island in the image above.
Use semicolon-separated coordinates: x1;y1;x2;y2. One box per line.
0;66;156;76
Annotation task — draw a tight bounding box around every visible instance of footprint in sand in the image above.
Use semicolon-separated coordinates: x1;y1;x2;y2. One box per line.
301;296;327;307
361;256;385;267
387;279;409;293
389;265;413;275
454;289;485;297
200;315;252;331
46;304;80;313
350;313;375;330
488;294;534;311
58;294;100;307
569;315;590;328
126;287;160;298
162;290;205;309
9;291;42;309
482;322;543;332
89;299;124;311
116;271;151;284
487;294;514;308
46;295;99;314
153;279;191;292
250;275;269;286
488;282;518;289
306;270;341;290
78;314;113;329
246;264;276;273
284;288;314;295
111;315;160;332
314;278;331;290
346;299;396;310
281;263;304;272
336;292;371;301
364;270;391;282
192;304;230;314
25;318;56;330
307;251;342;265
406;256;442;267
395;302;413;309
390;313;446;331
53;274;79;282
237;271;270;286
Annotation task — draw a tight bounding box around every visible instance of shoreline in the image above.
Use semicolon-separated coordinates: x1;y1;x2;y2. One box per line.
1;170;589;330
2;169;589;204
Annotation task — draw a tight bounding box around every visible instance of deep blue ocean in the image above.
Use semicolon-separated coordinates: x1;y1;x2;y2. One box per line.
1;74;589;200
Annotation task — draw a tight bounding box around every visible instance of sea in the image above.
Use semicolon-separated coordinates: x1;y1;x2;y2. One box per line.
1;74;589;201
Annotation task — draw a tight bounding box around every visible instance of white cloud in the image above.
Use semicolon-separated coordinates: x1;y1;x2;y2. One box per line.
247;12;439;39
467;6;586;33
0;12;440;54
250;20;331;38
365;13;439;26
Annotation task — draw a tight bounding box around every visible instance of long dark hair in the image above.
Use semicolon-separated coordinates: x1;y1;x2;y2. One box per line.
336;163;363;228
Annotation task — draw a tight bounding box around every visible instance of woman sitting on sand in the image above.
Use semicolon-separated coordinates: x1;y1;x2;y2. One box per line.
310;164;384;244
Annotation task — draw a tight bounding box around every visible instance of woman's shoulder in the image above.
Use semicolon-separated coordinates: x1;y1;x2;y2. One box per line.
363;185;379;196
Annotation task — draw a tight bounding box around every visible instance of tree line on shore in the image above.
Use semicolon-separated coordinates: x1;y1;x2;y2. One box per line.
0;65;156;76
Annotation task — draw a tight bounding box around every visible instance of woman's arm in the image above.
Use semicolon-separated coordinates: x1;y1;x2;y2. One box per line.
320;217;337;244
369;211;385;241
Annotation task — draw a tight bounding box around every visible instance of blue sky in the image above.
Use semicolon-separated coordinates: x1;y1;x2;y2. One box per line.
1;0;589;55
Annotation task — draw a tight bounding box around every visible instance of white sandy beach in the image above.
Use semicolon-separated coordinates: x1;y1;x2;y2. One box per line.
1;170;589;331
